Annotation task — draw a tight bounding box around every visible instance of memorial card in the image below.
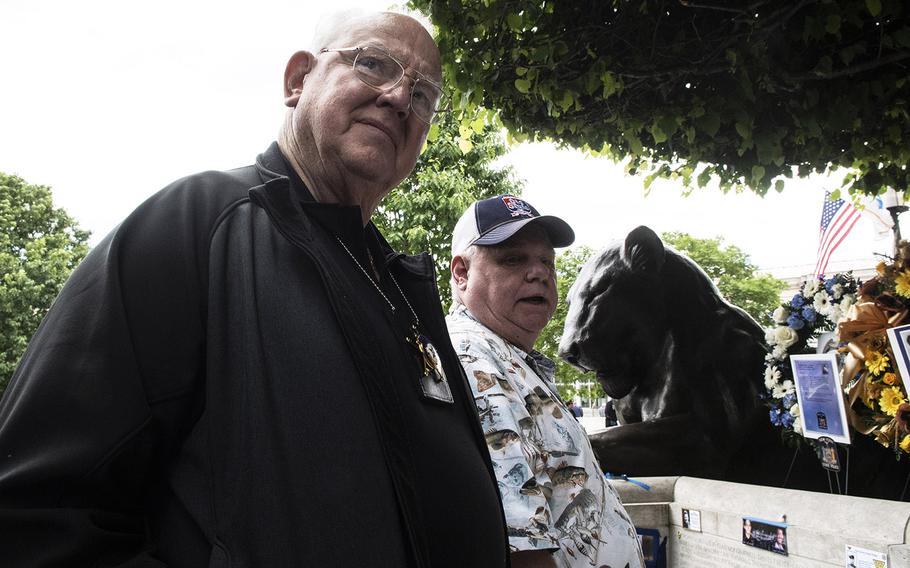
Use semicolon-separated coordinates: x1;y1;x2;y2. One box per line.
790;353;851;444
742;517;788;556
886;323;910;387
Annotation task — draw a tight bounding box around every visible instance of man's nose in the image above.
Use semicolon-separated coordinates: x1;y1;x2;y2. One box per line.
526;261;552;282
377;77;414;119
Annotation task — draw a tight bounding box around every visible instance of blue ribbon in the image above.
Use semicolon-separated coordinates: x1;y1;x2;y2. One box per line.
605;472;651;491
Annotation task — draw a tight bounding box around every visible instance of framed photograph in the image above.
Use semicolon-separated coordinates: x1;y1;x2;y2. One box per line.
681;508;701;532
790;353;851;444
886;323;910;387
742;517;788;556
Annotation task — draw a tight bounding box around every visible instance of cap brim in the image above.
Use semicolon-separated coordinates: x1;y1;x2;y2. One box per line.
473;215;575;248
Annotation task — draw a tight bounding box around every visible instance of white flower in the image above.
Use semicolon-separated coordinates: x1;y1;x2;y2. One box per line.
772;306;789;324
765;329;777;346
789;402;800;419
793;418;803;435
831;283;844;300
772;345;788;359
827;305;844;324
803;279;820;296
771;326;799;349
840;294;855;313
764;365;781;390
772;379;795;399
813;291;832;315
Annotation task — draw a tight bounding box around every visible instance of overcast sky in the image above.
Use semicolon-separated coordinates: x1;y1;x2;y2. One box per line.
2;0;901;279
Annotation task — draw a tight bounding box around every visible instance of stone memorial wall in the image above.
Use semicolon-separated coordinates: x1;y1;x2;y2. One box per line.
612;476;910;567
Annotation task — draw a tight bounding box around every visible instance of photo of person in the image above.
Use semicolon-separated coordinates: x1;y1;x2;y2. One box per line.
771;528;787;554
742;517;788;555
742;519;754;546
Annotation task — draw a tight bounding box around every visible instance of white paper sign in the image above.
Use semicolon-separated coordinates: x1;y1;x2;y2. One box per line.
790;353;851;444
846;544;887;568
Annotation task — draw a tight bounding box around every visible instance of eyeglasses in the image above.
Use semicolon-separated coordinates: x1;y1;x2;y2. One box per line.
319;45;450;124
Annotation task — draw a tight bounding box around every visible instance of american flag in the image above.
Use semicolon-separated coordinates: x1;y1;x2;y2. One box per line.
814;191;861;276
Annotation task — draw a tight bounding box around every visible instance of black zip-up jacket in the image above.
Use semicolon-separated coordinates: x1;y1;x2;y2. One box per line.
0;143;509;567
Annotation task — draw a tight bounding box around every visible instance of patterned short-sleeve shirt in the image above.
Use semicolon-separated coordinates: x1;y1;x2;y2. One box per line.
446;305;645;568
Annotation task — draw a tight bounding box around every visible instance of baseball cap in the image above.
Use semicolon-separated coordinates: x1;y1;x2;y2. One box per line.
451;195;575;256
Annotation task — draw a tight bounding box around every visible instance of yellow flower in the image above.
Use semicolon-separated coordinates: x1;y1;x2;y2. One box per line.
865;351;890;375
896;270;910;298
884;372;900;386
879;386;908;416
901;435;910;453
864;381;884;409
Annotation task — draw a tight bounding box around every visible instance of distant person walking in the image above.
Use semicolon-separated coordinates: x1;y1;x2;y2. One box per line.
604;399;619;427
568;400;584;418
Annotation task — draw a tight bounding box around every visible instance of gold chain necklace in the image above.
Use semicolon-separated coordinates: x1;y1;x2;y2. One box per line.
335;236;446;384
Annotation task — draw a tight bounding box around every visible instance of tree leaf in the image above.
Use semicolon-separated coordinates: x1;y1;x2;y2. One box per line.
507;12;522;32
514;78;531;94
735;121;752;140
866;0;882;17
650;123;667;144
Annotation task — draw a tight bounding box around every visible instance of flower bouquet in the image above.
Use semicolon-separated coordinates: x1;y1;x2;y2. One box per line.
763;273;859;443
838;244;910;456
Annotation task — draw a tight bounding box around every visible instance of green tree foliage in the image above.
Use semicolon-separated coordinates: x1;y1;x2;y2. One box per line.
0;173;90;395
411;0;910;198
662;232;786;327
534;246;602;401
375;112;524;308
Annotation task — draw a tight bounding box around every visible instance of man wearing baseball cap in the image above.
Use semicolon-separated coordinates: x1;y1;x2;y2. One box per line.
446;195;644;568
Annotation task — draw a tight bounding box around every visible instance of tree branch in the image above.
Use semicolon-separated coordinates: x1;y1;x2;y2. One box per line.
678;0;749;15
784;51;910;82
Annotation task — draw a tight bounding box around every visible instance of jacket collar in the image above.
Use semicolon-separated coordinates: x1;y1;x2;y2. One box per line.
249;143;432;280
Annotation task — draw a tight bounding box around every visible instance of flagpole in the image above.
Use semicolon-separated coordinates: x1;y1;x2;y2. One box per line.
887;203;907;256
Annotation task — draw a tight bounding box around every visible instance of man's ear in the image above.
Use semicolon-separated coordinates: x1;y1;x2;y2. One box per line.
284;51;316;108
451;255;469;291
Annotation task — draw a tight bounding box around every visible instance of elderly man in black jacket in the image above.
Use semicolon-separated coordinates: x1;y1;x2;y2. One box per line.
0;11;509;568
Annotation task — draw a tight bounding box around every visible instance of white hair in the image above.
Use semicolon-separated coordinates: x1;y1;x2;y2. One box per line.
308;8;435;53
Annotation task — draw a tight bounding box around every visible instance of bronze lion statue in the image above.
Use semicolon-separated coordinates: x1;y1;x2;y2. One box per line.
558;226;910;498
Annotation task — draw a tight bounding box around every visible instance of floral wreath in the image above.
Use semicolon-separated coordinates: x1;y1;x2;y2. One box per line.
764;245;910;458
763;273;858;441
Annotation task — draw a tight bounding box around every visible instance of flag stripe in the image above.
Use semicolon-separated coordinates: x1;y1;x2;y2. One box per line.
815;209;861;276
815;192;861;276
817;206;859;259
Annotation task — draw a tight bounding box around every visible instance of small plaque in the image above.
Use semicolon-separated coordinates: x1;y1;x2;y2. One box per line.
818;436;841;472
682;508;701;532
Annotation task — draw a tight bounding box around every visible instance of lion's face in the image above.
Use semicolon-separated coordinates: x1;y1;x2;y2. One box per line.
558;227;668;399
